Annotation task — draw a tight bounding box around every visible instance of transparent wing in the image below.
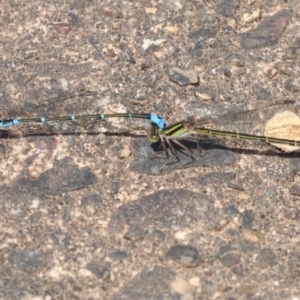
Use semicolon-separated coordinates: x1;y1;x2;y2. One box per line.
188;100;299;136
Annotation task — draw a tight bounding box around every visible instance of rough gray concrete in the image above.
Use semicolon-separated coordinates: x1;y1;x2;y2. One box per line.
1;1;300;299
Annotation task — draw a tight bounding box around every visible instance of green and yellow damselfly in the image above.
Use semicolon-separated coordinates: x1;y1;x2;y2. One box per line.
146;120;300;164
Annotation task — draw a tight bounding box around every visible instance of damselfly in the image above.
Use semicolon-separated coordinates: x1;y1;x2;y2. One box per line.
0;113;166;130
146;120;300;164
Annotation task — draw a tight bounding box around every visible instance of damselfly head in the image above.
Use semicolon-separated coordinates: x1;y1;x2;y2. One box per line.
147;125;160;142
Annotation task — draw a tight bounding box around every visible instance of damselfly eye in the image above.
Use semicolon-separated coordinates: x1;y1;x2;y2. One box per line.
147;125;160;142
